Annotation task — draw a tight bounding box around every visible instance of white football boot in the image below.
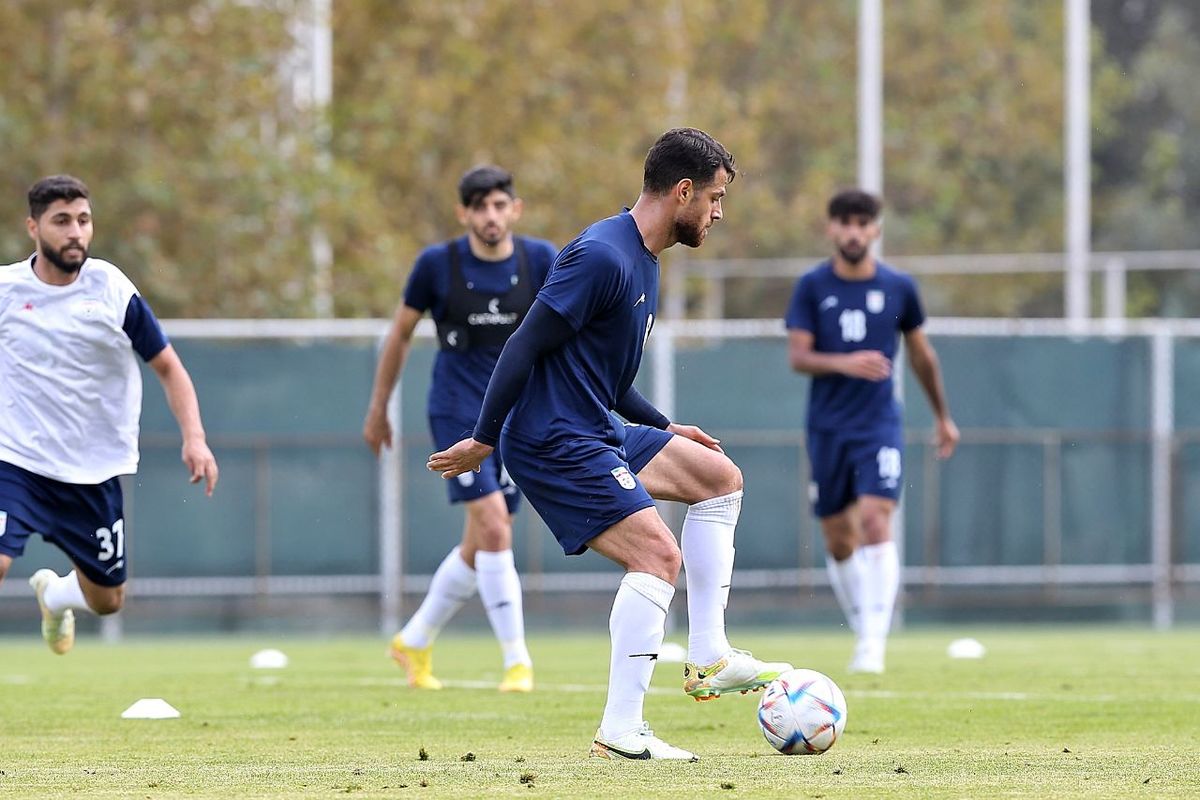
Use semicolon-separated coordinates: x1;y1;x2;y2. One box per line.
29;569;75;655
590;722;699;761
847;637;885;674
683;648;792;700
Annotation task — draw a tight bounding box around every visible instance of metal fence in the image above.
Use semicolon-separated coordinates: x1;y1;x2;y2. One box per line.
2;315;1197;635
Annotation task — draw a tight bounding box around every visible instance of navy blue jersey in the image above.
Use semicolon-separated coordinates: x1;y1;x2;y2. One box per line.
785;260;924;432
504;212;658;446
404;236;557;419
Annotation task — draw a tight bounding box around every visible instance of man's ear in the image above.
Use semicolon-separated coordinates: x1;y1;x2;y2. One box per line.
674;178;694;205
25;216;37;243
455;205;469;226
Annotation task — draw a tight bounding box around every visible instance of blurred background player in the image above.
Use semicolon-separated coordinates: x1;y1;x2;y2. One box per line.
786;188;958;674
363;165;557;692
429;129;792;760
0;174;219;654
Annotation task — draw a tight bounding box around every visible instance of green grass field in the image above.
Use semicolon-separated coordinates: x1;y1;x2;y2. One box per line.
2;627;1198;798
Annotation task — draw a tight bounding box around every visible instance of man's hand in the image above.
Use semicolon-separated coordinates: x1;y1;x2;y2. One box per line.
935;416;960;460
840;350;892;381
363;408;393;456
666;422;724;453
428;438;494;479
182;438;219;497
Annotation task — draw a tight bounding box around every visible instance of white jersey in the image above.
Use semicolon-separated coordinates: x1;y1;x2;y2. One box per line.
0;256;166;484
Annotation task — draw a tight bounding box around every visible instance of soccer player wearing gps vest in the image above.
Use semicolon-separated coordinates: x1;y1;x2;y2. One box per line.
363;165;556;693
0;174;219;654
429;129;793;761
786;189;958;675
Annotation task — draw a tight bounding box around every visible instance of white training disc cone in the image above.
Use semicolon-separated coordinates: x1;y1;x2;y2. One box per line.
121;698;180;719
947;638;986;659
250;648;289;669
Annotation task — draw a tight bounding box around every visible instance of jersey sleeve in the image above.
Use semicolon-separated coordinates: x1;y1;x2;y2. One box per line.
784;274;815;332
401;247;441;313
536;239;623;331
123;294;170;361
899;275;926;332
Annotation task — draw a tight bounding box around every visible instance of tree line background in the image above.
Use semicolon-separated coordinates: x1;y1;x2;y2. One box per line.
1;0;1196;319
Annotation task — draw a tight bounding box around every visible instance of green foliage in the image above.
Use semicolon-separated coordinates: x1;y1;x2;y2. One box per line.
0;1;1190;317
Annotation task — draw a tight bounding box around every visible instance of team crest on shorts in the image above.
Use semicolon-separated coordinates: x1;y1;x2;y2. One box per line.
610;466;637;490
866;290;885;313
0;510;6;536
456;471;476;487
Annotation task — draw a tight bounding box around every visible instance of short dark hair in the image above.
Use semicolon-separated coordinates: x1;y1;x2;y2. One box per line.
458;165;514;207
828;189;882;221
28;175;90;220
642;128;736;195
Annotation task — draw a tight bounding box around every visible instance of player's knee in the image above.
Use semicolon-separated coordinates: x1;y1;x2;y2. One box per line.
89;587;125;615
474;520;512;551
632;537;681;583
697;454;742;500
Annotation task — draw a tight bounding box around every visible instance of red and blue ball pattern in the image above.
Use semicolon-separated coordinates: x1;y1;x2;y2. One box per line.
757;668;848;755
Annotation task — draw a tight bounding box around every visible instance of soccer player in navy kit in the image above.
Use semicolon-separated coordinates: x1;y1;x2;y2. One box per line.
0;175;219;654
429;129;792;761
786;189;958;674
364;166;556;693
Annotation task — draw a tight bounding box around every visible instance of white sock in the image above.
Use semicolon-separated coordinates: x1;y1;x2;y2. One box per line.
826;553;863;635
400;547;476;648
599;572;674;741
43;570;89;614
475;549;530;668
858;541;900;644
681;490;740;665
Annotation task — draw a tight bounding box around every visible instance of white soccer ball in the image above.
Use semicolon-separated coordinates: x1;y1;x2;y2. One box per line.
757;668;848;755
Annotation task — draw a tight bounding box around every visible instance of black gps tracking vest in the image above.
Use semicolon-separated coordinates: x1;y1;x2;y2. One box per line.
435;237;535;352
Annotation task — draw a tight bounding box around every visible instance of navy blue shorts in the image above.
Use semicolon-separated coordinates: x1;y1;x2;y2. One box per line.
499;423;673;556
806;426;904;518
0;461;127;586
430;416;520;514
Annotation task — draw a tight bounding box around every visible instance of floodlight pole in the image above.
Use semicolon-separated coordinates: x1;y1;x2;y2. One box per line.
857;0;884;203
1065;0;1091;323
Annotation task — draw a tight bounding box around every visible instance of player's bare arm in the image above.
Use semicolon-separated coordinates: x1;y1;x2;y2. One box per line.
903;327;959;459
363;304;423;456
787;330;891;381
428;438;493;479
149;344;219;495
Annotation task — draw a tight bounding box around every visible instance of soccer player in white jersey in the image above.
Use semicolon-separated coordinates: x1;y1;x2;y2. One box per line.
0;175;219;654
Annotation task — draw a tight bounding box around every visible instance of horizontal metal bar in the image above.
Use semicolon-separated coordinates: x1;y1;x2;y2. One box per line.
2;564;1192;600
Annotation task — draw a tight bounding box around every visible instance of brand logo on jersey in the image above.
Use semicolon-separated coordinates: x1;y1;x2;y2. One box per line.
819;295;839;312
21;302;34;311
0;510;6;536
634;292;646;307
866;290;885;314
467;298;519;327
610;466;637;490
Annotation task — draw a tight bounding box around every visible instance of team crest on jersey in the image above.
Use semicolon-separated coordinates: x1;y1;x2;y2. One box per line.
610;466;637;490
866;290;885;314
0;510;6;536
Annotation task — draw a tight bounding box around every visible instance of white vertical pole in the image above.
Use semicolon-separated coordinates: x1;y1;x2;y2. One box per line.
295;0;334;318
1065;0;1091;323
378;343;403;635
858;0;884;199
1150;329;1174;630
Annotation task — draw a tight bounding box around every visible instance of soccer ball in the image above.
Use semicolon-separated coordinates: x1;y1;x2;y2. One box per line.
757;668;847;755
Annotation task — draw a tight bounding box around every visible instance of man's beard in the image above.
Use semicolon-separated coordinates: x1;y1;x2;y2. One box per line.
473;224;505;247
41;239;88;273
673;217;706;248
837;243;867;264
